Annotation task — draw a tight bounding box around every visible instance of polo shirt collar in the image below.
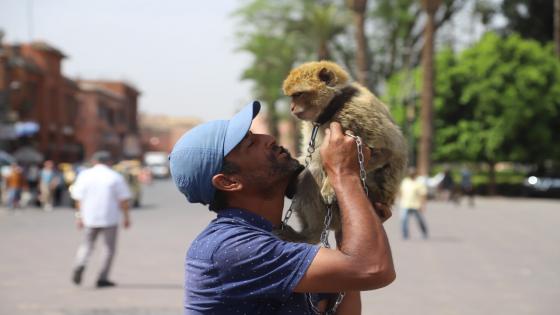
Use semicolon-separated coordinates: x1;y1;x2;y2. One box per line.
217;208;273;232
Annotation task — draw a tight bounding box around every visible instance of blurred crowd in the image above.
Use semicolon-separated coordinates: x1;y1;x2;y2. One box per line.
0;159;153;211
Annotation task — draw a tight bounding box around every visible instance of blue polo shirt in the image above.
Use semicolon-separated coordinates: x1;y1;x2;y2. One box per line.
185;208;321;314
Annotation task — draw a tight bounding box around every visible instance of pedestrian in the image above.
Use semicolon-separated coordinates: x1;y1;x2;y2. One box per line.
438;168;456;202
70;151;132;288
169;102;395;314
399;167;429;240
25;164;40;207
460;166;475;207
39;160;59;211
5;163;26;210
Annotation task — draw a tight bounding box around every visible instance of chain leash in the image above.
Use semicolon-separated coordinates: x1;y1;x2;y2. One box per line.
282;125;369;315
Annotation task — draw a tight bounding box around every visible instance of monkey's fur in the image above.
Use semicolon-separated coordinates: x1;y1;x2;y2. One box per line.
277;61;407;244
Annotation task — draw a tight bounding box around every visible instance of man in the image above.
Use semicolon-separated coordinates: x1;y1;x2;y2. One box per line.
70;151;132;288
5;162;26;209
39;160;59;211
169;102;395;314
399;167;429;240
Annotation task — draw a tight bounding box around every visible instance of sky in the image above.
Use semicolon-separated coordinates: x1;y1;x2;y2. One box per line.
0;0;254;122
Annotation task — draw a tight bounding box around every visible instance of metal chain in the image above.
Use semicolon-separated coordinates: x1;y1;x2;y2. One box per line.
282;123;321;230
304;123;321;167
319;203;333;248
283;127;368;315
344;131;369;196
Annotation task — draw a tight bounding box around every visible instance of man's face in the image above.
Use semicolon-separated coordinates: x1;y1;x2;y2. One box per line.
225;131;301;196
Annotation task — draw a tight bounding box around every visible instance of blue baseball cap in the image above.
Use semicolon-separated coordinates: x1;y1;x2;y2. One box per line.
169;101;261;210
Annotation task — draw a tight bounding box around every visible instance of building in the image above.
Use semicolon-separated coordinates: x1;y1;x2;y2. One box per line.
139;113;201;153
76;81;141;161
0;37;140;163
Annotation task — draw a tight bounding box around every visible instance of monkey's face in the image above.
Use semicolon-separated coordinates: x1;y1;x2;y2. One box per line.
283;61;350;122
289;89;336;121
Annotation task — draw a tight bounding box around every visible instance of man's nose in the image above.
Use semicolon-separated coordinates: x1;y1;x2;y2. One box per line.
259;134;277;148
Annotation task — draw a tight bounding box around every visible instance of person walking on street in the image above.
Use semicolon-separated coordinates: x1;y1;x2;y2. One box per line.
70;151;132;288
39;160;59;211
399;167;429;240
460;166;475;207
5;163;26;210
438;168;456;202
169;102;395;314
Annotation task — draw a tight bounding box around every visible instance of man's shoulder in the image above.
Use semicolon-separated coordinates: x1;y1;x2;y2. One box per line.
187;217;275;261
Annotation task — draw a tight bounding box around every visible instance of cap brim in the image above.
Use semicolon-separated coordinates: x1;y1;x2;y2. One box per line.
224;101;261;155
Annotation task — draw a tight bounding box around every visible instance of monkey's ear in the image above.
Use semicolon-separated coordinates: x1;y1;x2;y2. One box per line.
318;67;336;86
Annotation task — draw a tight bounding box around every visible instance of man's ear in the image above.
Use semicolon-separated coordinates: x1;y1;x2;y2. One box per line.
212;173;243;192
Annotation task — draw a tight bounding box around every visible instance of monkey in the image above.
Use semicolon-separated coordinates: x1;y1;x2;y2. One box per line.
276;60;407;244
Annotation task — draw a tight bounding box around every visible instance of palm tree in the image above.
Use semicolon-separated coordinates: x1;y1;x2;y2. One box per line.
290;1;348;60
555;0;560;57
418;0;441;176
347;0;370;86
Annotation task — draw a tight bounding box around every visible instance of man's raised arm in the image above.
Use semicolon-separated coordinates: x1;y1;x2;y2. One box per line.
294;122;395;293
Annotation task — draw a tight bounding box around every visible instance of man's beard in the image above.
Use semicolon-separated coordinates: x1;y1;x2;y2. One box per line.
267;145;302;178
267;146;304;198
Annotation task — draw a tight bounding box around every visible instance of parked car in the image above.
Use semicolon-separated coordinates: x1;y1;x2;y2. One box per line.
523;173;560;198
144;151;169;179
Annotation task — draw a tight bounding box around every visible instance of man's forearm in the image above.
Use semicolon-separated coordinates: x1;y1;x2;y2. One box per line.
332;174;395;286
120;200;130;216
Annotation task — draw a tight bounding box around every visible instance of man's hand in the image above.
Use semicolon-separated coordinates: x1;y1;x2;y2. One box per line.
76;218;84;229
320;122;371;179
123;216;131;229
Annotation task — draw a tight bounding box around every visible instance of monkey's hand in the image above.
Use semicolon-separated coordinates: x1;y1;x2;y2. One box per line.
320;178;336;204
373;202;392;223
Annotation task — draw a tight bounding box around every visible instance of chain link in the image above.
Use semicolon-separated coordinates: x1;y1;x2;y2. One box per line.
344;131;369;196
319;203;333;248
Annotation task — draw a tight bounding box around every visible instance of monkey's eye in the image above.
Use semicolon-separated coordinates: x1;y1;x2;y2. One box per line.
292;92;304;98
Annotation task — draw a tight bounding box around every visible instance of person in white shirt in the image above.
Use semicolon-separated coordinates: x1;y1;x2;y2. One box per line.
70;151;132;288
399;167;429;239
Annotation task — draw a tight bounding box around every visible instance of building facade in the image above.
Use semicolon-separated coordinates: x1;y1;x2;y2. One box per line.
0;39;140;164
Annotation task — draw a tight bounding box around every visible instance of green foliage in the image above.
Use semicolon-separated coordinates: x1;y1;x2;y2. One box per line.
234;0;349;135
385;32;560;165
501;0;554;43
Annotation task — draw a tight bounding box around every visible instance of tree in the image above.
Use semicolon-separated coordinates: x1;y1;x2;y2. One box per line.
369;0;466;84
347;0;370;86
385;33;560;193
417;0;441;176
501;0;554;43
555;0;560;57
234;0;299;138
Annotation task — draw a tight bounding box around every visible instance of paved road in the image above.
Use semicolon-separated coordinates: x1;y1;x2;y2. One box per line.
0;180;558;315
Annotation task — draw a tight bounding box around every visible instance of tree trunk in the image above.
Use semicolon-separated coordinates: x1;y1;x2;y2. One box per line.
488;161;497;196
266;101;280;139
290;116;301;156
348;0;370;86
555;0;560;57
318;41;331;60
418;0;440;176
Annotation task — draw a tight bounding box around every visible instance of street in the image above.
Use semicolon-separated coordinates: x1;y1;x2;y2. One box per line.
1;180;559;315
